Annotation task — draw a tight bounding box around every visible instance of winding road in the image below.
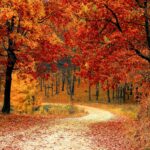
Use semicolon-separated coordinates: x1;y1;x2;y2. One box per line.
0;105;116;150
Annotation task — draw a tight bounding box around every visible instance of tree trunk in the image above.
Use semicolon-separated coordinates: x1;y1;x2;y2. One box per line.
144;0;150;60
127;85;130;100
71;75;75;95
116;86;119;100
55;74;58;95
117;86;120;103
107;88;111;103
107;81;111;103
2;55;16;114
47;85;50;97
118;87;122;103
71;67;76;95
62;71;65;91
130;84;133;95
112;88;115;100
123;84;126;103
77;67;81;87
51;82;54;96
2;17;16;114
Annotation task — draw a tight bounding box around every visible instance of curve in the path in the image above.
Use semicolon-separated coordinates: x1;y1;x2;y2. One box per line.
0;104;116;150
70;105;115;122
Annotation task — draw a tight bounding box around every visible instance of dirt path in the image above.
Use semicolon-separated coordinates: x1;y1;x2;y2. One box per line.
0;105;116;150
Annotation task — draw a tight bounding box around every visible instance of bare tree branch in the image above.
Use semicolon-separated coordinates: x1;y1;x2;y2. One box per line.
104;4;122;32
129;42;150;63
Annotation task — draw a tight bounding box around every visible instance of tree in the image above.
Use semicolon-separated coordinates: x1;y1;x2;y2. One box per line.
70;0;149;92
0;0;45;113
0;0;70;113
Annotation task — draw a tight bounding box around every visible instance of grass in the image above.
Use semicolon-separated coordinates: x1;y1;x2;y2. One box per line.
35;103;86;117
11;102;87;118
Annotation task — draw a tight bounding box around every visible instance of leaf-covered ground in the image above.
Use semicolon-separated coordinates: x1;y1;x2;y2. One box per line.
89;118;133;150
0;105;135;150
0;114;57;134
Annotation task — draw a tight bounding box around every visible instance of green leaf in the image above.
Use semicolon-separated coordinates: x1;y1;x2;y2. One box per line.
104;36;110;43
92;5;97;12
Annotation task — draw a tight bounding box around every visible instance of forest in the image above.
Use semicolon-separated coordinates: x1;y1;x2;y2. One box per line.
0;0;150;149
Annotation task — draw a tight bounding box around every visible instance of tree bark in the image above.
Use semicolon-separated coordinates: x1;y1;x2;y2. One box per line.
77;67;81;87
51;82;54;96
71;75;75;95
2;16;16;114
55;74;59;95
62;71;65;91
123;84;126;103
71;67;76;95
2;54;16;114
144;0;150;49
107;88;111;103
107;81;111;103
112;88;115;100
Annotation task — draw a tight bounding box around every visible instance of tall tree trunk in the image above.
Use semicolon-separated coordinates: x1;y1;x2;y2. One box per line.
123;84;126;103
2;55;16;114
47;85;50;98
117;86;120;103
71;75;75;95
118;87;122;103
112;88;115;100
71;67;76;95
120;87;123;100
62;70;65;91
66;68;73;101
107;81;111;103
77;67;81;87
2;17;16;114
121;87;123;98
51;82;54;96
55;74;58;95
130;84;133;95
107;88;111;103
144;0;150;53
115;85;118;103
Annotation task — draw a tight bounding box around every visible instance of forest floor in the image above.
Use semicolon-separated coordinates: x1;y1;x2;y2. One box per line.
0;105;134;150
